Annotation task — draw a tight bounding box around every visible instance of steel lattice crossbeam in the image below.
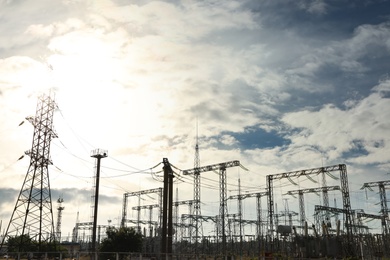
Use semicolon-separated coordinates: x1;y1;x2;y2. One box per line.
182;160;241;175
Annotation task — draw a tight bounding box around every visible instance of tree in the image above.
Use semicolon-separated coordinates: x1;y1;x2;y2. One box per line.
100;226;143;254
6;235;37;253
6;234;61;257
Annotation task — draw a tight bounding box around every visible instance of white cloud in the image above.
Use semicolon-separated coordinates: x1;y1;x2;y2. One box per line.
282;80;390;165
220;134;238;146
0;56;52;92
95;0;258;41
1;0;389;239
298;0;328;15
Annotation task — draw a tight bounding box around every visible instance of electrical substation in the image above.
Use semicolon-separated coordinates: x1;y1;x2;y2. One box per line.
0;92;389;259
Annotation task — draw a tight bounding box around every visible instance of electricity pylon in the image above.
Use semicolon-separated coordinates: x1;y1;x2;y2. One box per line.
1;92;57;251
192;125;203;254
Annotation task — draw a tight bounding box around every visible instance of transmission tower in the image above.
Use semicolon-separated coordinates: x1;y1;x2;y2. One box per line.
192;123;203;252
1;92;57;251
56;197;65;242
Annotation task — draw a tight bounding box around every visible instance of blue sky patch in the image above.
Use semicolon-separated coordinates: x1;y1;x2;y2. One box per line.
222;128;290;149
342;140;370;159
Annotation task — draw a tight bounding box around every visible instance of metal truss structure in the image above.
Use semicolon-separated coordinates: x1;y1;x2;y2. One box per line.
285;186;340;233
1;92;57;251
361;180;390;235
183;160;245;256
267;164;354;255
121;187;163;231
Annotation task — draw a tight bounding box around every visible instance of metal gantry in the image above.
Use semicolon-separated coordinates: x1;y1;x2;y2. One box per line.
361;180;390;235
357;211;385;234
121;187;163;230
228;191;268;239
131;204;159;237
183;160;245;256
285;186;340;234
173;200;195;243
267;164;354;255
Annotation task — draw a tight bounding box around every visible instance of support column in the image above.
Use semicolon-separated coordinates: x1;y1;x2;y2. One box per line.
91;149;107;260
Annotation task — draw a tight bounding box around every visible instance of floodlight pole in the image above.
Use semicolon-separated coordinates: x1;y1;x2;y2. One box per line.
91;149;107;260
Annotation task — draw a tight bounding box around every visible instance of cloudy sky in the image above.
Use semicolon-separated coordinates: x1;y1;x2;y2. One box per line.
1;0;390;239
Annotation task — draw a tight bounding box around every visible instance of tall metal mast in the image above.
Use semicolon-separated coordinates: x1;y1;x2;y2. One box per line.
90;148;107;258
56;197;65;242
1;92;57;251
192;121;203;252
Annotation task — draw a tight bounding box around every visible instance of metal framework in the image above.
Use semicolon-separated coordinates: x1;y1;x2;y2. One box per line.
229;191;268;238
357;212;386;234
285;186;340;233
56;197;65;242
121;187;163;230
361;180;390;235
173;200;195;243
267;164;354;254
192;127;203;249
183;160;244;256
131;204;159;237
1;92;57;251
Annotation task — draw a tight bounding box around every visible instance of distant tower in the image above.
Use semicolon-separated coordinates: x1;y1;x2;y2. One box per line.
192;121;203;251
1;92;57;251
56;197;65;242
72;211;80;243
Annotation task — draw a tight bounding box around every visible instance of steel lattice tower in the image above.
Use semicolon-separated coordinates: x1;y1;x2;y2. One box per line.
56;197;65;242
1;92;57;250
219;166;228;256
192;125;203;251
